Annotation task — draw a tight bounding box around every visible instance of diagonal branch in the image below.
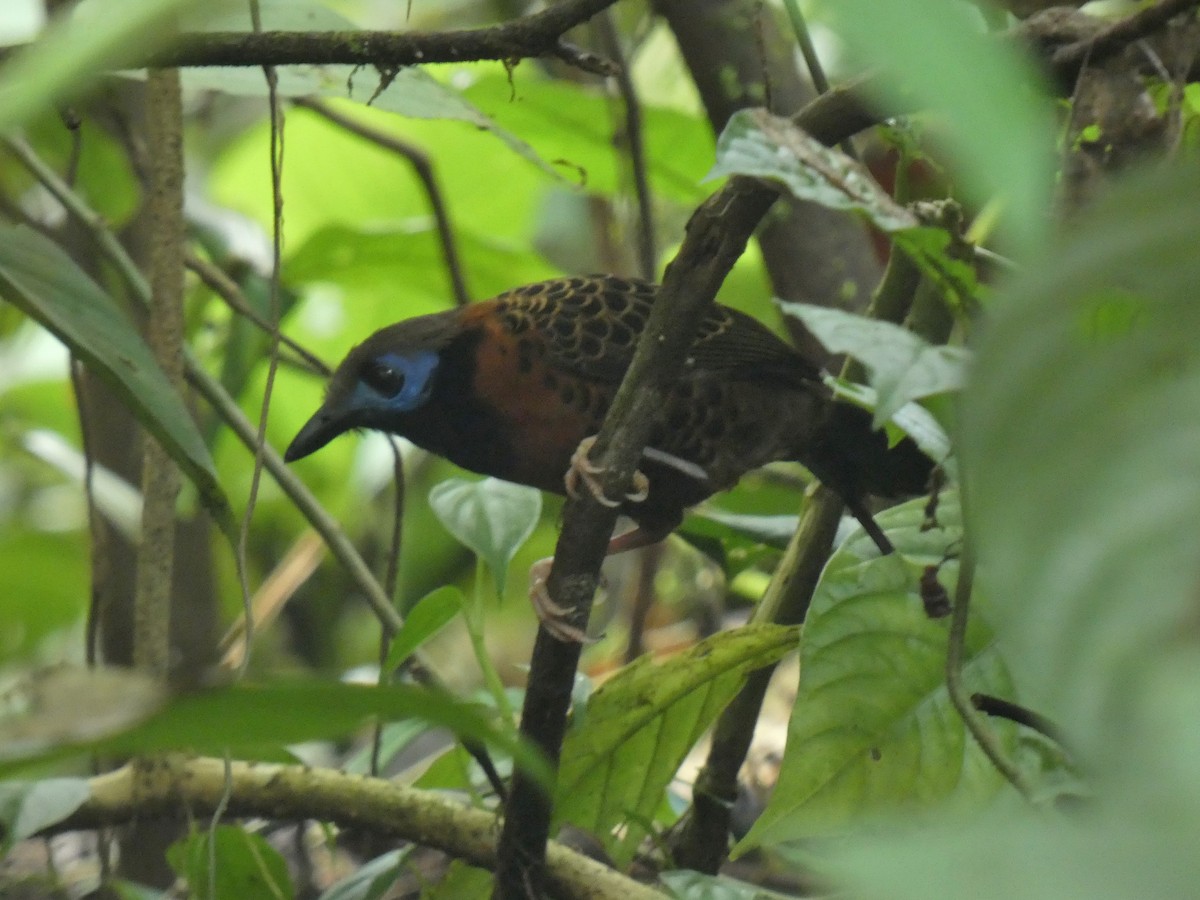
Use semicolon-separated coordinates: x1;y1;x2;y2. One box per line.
494;78;893;900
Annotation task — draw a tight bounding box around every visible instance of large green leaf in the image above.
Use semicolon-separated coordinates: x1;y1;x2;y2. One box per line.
0;673;548;787
737;493;1014;850
826;0;1054;255
961;162;1200;753
0;225;233;533
556;623;800;865
429;477;541;597
821;164;1200;900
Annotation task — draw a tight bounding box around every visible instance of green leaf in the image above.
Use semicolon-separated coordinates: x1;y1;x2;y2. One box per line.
420;860;492;899
181;68;561;183
0;676;549;788
710;109;917;231
429;477;541;597
0;777;91;849
737;493;1015;850
686;510;799;550
824;807;1200;900
0;0;205;131
317;849;408;900
662;870;805;900
710;110;981;307
168;825;294;900
556;623;800;865
384;586;464;672
0;667;168;762
960;162;1200;753
462;68;713;203
0;224;233;534
779;302;969;424
827;0;1054;255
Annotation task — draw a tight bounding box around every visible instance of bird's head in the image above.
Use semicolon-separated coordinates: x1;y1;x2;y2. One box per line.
284;311;461;463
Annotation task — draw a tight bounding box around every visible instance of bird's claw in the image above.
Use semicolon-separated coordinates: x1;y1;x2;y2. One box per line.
564;436;650;507
529;557;594;644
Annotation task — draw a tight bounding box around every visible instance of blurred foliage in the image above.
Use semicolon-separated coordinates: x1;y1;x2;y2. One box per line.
0;0;1197;898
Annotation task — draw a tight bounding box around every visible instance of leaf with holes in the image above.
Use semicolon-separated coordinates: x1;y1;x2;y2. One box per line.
711;109;981;306
556;623;800;865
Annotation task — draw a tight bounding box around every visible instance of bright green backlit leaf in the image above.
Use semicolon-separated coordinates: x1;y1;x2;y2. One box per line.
384;586;464;672
429;477;541;597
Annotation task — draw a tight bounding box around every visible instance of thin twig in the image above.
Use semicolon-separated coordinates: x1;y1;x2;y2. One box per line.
674;486;843;872
593;11;657;280
973;693;1067;748
295;97;471;307
233;0;287;679
184;252;329;375
781;0;859;162
945;537;1034;799
371;440;406;779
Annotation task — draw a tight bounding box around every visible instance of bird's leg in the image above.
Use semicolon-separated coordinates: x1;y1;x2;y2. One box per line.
564;435;650;506
845;495;895;556
530;520;674;643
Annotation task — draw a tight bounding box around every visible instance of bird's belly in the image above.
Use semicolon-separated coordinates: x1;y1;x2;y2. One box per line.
469;337;610;495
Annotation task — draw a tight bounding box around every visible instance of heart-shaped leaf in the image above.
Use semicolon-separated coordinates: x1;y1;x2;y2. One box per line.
429;477;541;597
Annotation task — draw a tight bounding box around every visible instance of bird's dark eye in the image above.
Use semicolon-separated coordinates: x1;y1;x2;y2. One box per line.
363;361;406;398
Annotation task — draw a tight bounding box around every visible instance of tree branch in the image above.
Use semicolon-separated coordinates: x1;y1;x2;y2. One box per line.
138;0;621;69
495;82;894;898
133;68;185;677
42;757;665;900
1051;0;1200;76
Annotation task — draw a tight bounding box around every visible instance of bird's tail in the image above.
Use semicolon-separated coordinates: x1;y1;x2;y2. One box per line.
802;400;934;508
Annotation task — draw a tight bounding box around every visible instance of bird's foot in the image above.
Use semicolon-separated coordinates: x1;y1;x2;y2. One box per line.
564;435;650;507
529;557;593;644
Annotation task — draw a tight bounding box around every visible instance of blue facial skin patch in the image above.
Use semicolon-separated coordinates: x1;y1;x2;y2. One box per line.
351;349;441;414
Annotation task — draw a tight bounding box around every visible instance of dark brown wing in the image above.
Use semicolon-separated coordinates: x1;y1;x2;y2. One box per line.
489;274;820;387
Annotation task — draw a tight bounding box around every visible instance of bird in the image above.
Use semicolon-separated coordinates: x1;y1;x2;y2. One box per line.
285;275;933;641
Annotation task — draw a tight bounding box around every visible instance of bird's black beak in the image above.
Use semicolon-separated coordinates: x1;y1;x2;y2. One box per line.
284;406;346;463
